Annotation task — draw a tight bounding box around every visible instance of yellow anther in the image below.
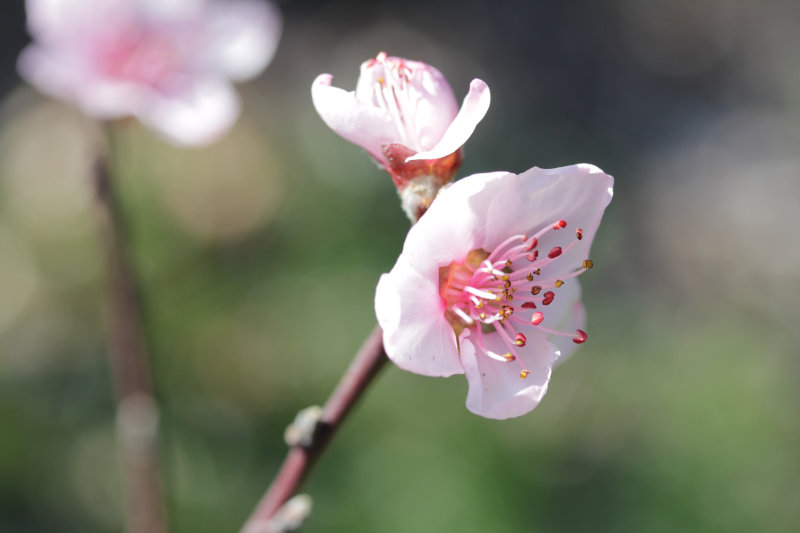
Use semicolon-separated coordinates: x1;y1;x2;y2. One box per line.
520;370;530;379
504;280;512;289
503;353;515;361
501;275;510;281
526;273;534;281
555;280;564;288
479;313;486;320
583;259;594;269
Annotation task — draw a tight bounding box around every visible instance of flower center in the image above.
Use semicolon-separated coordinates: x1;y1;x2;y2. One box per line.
438;219;592;379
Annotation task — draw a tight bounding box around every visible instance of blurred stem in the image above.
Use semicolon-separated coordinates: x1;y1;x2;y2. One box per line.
94;125;168;533
241;326;388;533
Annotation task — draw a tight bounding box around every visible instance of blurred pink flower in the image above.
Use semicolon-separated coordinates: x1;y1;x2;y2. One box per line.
375;164;613;419
19;0;281;146
312;52;490;189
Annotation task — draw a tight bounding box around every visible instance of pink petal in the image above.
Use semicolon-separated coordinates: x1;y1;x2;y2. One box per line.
311;74;397;163
139;77;241;146
375;257;464;377
400;171;509;277
206;0;282;82
25;0;131;43
406;78;490;162
18;44;147;119
480;164;613;277
460;329;559;419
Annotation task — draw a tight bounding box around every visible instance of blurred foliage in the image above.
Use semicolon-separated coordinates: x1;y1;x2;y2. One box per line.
1;1;799;532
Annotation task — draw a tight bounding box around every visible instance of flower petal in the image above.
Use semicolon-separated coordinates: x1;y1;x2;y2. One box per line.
480;164;613;276
406;78;490;162
400;171;510;278
206;0;282;82
375;257;464;377
460;328;559;419
139;77;241;146
311;74;397;163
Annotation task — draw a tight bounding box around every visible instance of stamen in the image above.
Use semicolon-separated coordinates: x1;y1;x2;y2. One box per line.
465;286;499;301
526;251;539;262
573;329;587;344
548;246;562;259
531;286;542;295
514;333;527;347
583;259;593;269
576;228;583;240
521;302;537;309
555;280;564;288
542;291;555;305
530;312;544;325
553;220;567;229
520;369;530;379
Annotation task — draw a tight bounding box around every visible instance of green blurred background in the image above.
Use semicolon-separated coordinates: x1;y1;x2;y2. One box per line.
1;0;798;531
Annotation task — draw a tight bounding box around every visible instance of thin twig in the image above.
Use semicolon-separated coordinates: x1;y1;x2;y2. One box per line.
241;326;388;533
93;140;168;533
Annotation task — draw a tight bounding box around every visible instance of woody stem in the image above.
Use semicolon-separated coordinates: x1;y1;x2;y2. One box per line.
240;326;388;532
93;130;169;533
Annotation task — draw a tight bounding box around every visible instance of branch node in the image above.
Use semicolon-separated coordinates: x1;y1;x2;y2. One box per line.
284;406;323;448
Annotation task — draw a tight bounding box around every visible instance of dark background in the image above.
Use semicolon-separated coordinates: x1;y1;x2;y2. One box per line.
1;1;798;531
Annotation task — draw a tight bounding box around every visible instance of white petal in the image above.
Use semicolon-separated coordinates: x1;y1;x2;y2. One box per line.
206;0;282;82
375;257;464;377
461;329;558;419
139;77;241;147
311;74;397;162
407;79;490;162
400;171;510;279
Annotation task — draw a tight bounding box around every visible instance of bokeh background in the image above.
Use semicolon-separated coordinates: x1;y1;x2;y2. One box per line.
1;0;799;531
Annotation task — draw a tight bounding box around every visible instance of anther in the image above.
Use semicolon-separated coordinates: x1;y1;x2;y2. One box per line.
542;291;555;305
526;273;534;281
521;302;536;309
514;333;527;347
526;251;539;262
573;329;587;344
503;353;515;361
583;259;594;269
555;280;564;288
520;369;530;379
531;312;544;325
548;246;562;259
531;286;542;295
524;237;538;252
554;220;567;229
576;228;583;240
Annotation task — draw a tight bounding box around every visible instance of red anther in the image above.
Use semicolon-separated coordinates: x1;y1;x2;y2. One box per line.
542;291;555;305
526;251;539;262
531;312;544;325
573;329;587;344
554;220;567;229
524;237;538;252
548;246;562;259
521;301;537;309
576;228;584;240
514;333;527;347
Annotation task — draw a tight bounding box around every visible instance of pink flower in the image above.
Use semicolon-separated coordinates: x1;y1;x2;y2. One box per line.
18;0;282;146
375;164;613;419
312;52;490;189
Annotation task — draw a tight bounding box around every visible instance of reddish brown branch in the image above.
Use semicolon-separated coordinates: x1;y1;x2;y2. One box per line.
93;151;168;533
241;326;388;533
